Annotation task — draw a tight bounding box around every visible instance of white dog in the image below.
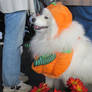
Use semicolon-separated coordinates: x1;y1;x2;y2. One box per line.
30;6;92;88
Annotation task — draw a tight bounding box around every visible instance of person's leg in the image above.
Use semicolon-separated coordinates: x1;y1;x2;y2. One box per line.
68;6;92;40
2;11;26;87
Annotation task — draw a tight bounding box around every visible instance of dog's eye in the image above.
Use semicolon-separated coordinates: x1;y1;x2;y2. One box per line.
44;16;48;19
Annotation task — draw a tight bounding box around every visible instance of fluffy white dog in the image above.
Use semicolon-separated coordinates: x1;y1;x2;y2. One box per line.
30;4;92;88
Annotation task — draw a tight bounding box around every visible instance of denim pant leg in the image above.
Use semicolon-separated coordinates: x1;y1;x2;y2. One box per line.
2;11;26;87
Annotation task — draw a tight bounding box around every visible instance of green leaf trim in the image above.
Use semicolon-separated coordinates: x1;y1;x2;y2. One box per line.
51;2;56;5
34;50;72;66
34;54;56;66
62;50;72;53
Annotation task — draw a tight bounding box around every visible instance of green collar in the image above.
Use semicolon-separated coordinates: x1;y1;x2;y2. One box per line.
62;50;72;53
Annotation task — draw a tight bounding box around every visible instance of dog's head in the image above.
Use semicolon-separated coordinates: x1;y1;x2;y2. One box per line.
31;3;72;38
31;8;58;38
31;10;49;31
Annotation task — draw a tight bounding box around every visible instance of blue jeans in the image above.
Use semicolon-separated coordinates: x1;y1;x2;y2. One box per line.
68;6;92;40
2;11;26;87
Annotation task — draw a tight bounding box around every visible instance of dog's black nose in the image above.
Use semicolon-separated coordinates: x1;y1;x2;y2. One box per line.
32;18;36;23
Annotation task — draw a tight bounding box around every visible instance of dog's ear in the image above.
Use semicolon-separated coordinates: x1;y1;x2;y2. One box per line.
42;8;49;15
42;8;53;19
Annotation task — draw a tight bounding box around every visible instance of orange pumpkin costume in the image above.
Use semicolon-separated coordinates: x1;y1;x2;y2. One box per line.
32;2;73;78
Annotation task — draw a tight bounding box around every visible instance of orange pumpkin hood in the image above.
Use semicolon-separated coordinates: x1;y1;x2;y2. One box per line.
47;2;72;37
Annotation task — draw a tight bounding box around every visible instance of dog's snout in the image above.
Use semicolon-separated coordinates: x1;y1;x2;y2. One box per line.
32;18;36;23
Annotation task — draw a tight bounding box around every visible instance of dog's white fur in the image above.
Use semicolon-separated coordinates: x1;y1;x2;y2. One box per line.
30;8;92;87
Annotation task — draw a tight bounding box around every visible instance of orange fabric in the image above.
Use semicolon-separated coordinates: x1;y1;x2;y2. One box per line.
47;2;72;38
32;51;73;78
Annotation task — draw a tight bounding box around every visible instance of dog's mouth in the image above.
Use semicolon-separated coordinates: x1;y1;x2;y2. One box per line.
34;25;48;30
